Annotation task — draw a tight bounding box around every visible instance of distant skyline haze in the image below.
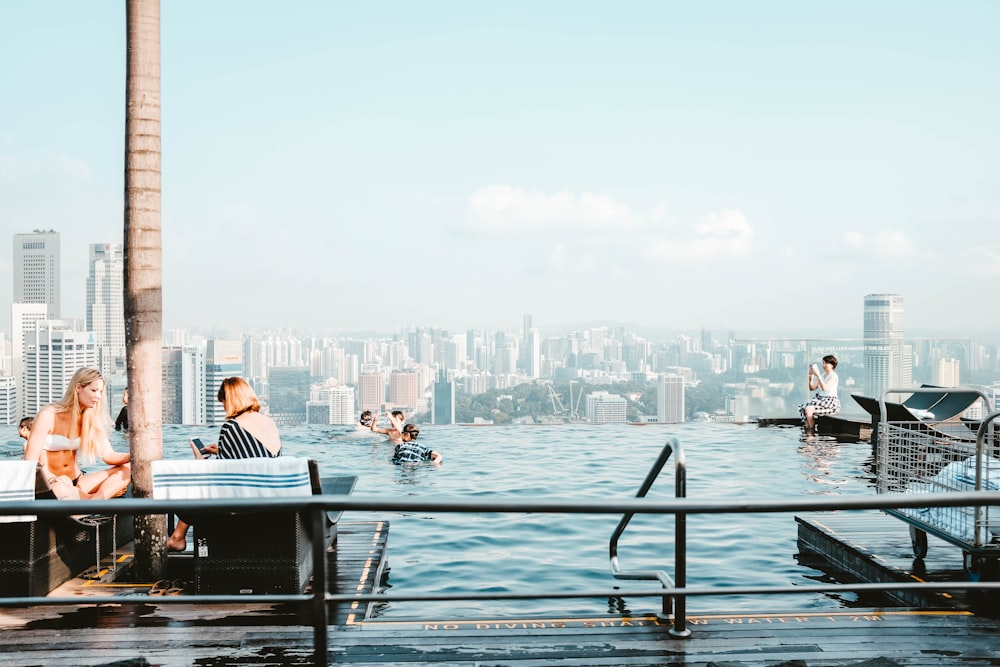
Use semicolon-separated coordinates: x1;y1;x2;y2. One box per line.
1;1;998;337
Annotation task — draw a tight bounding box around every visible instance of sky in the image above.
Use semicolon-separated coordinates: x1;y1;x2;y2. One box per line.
1;1;999;339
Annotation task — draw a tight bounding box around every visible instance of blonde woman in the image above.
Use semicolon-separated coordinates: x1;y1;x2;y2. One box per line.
24;367;131;500
167;377;280;551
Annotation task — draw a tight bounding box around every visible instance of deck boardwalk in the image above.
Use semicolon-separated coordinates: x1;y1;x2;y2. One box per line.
1;519;999;666
796;510;977;610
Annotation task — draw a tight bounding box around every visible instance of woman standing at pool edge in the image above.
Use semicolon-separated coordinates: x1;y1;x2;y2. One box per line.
800;355;840;431
24;367;131;500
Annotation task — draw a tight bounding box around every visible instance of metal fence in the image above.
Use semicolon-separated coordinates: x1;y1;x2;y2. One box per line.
1;463;999;663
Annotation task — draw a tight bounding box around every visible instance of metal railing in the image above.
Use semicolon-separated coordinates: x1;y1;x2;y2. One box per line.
608;437;688;637
2;453;1000;664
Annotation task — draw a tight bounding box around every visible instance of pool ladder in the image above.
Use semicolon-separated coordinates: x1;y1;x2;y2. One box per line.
609;438;689;638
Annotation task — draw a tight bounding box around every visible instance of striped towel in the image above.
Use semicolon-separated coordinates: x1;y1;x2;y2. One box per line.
0;460;38;523
151;457;313;500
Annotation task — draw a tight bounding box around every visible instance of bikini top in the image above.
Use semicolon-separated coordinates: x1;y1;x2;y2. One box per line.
43;434;81;452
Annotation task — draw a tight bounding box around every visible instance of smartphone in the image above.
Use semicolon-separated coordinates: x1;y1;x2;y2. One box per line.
192;438;211;457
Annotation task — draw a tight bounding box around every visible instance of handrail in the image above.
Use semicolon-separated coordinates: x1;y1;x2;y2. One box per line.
1;485;1000;661
608;438;689;637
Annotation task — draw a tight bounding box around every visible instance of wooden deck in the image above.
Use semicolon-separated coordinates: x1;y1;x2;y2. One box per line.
1;518;999;666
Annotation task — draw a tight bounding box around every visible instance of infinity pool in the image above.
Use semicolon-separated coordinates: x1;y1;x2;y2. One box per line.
3;421;876;619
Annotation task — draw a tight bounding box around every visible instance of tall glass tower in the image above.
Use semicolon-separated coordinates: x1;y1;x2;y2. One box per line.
86;243;126;376
863;293;911;398
13;230;60;317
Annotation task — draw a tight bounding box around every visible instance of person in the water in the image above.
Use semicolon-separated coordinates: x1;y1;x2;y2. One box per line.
391;423;441;465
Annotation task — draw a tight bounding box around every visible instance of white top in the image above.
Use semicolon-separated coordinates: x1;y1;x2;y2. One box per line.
817;371;839;397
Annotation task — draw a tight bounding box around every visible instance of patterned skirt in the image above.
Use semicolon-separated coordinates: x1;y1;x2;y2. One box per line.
798;393;841;417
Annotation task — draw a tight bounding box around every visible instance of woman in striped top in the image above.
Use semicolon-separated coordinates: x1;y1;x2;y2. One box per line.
166;377;280;551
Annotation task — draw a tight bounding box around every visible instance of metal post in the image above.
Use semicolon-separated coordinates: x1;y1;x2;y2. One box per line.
309;505;329;665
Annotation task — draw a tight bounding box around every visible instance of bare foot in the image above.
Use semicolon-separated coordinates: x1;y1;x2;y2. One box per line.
166;534;187;552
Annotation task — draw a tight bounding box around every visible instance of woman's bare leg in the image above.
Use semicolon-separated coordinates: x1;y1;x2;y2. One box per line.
166;520;190;552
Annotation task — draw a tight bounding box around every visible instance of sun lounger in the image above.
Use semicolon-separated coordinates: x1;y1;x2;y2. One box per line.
152;457;356;595
853;387;983;447
0;462;134;596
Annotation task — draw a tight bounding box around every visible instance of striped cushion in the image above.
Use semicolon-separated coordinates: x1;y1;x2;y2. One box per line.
151;457;312;500
0;460;38;523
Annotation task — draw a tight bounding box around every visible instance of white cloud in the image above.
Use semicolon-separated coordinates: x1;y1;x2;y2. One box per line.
642;209;754;262
838;230;914;258
972;247;1000;277
459;185;638;236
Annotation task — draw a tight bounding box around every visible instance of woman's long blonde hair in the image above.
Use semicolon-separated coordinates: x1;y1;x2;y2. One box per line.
52;367;110;463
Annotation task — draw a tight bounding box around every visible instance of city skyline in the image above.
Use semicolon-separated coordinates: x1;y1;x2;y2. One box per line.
2;2;999;336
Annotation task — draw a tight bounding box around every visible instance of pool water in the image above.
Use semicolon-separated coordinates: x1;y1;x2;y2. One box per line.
2;422;877;619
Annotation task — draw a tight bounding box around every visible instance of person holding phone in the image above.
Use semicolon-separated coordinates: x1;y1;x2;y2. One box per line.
167;377;281;551
799;355;841;431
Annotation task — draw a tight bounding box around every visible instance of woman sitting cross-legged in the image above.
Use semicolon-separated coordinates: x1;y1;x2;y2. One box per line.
24;367;131;500
166;376;281;552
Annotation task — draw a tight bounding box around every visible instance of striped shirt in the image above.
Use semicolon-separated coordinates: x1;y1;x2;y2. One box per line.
217;419;280;460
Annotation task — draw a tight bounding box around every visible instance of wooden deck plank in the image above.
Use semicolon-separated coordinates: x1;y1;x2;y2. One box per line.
796;510;979;610
3;520;1000;666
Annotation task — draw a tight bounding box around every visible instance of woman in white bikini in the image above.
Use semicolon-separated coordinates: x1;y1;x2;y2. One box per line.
23;367;131;500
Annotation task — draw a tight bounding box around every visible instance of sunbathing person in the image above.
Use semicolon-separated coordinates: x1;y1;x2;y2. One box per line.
166;376;281;551
24;367;131;500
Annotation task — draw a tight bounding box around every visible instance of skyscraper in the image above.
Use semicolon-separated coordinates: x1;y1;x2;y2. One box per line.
327;386;356;425
863;293;912;398
658;373;686;423
86;243;126;377
205;339;243;425
268;366;310;425
389;371;419;411
10;303;48;419
13;230;60;317
24;322;97;417
432;373;455;425
357;372;385;413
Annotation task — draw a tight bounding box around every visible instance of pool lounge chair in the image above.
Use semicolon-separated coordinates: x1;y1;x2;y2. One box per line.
152;457;356;595
0;462;134;596
852;387;982;444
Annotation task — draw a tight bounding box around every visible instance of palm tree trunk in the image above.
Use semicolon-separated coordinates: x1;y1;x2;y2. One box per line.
124;0;165;580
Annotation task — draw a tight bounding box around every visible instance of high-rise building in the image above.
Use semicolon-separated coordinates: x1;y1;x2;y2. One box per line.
205;339;243;425
585;390;627;424
86;243;126;377
268;366;310;425
328;386;356;425
24;321;97;417
658;374;686;423
0;376;17;425
14;230;60;317
863;293;911;397
357;372;385;413
526;328;541;378
933;358;961;388
10;302;48;419
432;376;455;425
389;371;419;411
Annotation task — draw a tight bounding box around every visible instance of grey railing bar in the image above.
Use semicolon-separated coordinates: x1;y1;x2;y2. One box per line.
2;490;998;518
1;484;998;659
5;577;998;611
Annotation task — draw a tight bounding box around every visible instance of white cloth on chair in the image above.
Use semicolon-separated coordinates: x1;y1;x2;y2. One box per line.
0;461;38;523
151;457;312;500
